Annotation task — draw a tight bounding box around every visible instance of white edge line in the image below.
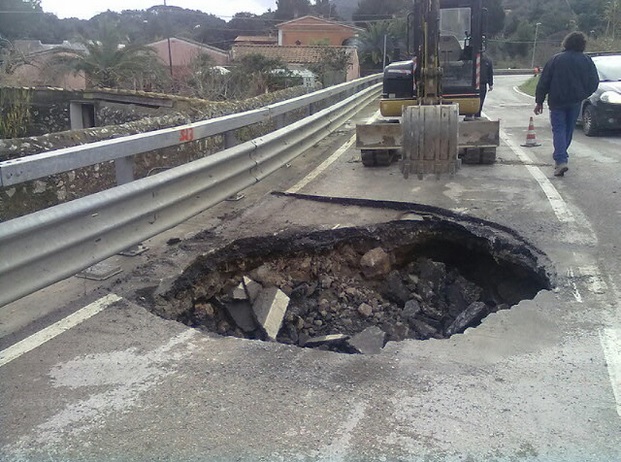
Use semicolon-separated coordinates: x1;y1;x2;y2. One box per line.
599;328;621;418
507;86;621;416
0;293;122;368
286;111;381;194
501;129;575;223
513;85;535;99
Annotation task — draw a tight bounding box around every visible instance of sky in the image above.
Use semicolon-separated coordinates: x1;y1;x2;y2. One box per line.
39;0;277;20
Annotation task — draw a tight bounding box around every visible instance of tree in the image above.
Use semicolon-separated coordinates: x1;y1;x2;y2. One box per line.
229;54;290;96
573;0;606;35
358;21;398;66
483;0;505;37
227;13;272;39
0;0;45;40
504;20;534;58
180;53;231;100
0;38;28;86
275;0;312;20
47;22;168;90
353;0;410;23
605;0;621;39
307;46;353;86
312;0;339;19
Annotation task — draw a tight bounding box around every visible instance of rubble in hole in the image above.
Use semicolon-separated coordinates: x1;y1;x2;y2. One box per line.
150;221;551;354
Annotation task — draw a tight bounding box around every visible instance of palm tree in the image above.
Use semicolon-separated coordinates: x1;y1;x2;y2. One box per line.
48;22;168;90
358;21;397;66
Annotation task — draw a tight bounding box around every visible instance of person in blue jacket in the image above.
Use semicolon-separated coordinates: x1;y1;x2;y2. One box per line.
534;31;599;177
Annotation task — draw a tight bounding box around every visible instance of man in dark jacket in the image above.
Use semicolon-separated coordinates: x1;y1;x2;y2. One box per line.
534;31;599;176
476;54;493;118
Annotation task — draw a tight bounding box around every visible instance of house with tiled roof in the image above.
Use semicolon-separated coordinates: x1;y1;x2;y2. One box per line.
231;44;360;82
230;16;361;83
234;36;278;46
276;16;362;46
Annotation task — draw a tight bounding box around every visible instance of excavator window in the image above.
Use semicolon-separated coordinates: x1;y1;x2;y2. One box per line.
439;7;475;90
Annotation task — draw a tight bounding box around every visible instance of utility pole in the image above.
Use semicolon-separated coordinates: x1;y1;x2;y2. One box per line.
164;0;174;87
382;34;387;68
531;22;541;70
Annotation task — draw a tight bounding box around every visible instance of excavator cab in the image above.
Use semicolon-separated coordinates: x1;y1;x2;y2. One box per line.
381;0;486;117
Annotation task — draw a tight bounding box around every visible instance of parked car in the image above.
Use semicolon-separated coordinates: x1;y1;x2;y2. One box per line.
580;52;621;136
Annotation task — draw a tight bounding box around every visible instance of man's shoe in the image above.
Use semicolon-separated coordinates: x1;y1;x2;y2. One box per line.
554;163;569;176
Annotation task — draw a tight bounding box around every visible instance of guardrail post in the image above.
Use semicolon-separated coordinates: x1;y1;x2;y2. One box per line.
113;154;147;257
274;114;287;130
308;102;315;117
114;156;134;185
224;131;239;149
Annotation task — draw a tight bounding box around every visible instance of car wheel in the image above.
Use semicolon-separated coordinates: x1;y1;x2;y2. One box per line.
583;105;599;136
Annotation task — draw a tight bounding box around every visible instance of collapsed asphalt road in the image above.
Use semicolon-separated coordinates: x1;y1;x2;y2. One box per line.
152;205;551;353
1;75;621;461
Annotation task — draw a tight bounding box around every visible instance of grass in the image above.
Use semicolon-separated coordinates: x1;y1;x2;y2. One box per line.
518;74;539;96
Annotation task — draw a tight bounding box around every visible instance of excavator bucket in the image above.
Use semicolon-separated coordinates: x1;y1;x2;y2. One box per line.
401;104;460;178
356;118;500;151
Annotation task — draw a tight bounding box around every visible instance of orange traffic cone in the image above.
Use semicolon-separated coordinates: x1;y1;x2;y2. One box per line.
521;116;541;147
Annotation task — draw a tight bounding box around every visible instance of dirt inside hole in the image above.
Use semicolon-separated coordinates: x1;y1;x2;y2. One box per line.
148;219;552;354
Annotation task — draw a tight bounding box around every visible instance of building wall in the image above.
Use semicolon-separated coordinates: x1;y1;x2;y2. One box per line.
149;38;229;81
278;18;357;46
9;54;87;90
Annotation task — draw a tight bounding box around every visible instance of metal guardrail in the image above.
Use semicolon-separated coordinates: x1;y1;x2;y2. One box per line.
0;77;382;307
0;75;381;187
495;69;535;76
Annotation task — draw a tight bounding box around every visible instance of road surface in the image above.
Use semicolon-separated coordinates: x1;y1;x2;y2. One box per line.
1;75;620;461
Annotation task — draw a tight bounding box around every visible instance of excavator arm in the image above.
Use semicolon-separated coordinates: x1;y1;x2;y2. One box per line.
416;0;442;105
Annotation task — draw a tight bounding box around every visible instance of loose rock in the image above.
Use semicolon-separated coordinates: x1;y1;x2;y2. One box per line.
360;247;392;279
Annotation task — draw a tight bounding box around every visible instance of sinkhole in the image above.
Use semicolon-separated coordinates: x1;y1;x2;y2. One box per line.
148;217;552;354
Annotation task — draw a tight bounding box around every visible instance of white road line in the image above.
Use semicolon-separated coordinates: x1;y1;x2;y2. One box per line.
570;283;583;303
286;111;381;194
501;129;575;223
513;85;535;99
0;293;122;368
567;266;583;302
599;328;621;418
506;86;621;418
287;135;356;194
569;264;621;418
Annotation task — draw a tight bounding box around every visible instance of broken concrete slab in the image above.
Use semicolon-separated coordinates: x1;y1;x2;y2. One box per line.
302;334;350;347
232;282;248;300
410;319;439;339
347;326;386;354
252;287;290;340
243;276;262;303
445;301;489;336
225;301;257;333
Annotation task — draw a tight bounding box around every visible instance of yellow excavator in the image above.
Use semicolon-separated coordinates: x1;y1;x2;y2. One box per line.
356;0;500;177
